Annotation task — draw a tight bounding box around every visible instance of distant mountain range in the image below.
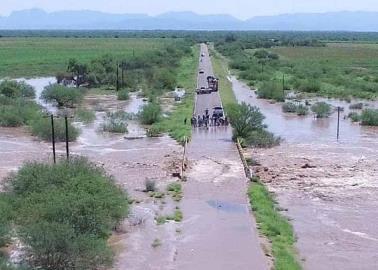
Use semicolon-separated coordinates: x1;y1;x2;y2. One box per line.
0;9;378;31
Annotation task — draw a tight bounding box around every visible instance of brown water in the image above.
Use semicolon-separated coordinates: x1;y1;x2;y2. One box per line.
0;78;184;269
231;76;378;269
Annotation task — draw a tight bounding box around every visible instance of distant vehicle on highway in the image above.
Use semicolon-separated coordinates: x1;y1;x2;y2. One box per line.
212;106;224;118
199;69;205;74
196;86;212;95
201;53;205;57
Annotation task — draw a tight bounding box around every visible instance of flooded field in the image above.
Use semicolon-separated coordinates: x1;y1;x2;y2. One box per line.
231;76;378;269
0;77;184;269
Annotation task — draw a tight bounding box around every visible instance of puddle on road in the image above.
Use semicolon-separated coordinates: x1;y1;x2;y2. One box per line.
207;200;247;214
231;76;378;269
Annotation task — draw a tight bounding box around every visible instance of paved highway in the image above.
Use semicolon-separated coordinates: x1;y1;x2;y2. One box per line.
194;44;223;118
173;44;270;270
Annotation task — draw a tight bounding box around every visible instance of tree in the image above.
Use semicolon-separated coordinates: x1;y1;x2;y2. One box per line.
227;102;265;140
41;84;84;107
140;102;161;125
67;58;89;87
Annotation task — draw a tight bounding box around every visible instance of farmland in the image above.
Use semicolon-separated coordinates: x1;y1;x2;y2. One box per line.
0;37;173;78
216;37;378;100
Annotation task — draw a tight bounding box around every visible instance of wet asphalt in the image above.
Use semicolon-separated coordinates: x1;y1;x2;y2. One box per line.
173;44;269;270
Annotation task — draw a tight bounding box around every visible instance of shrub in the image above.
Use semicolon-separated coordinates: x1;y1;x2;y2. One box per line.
297;79;321;93
140;103;161;125
41;84;84;107
75;109;96;124
349;103;364;110
311;102;332;118
348;112;361;122
0;196;12;247
227;102;265;140
6;158;129;270
30;117;79;142
145;179;156;192
117;89;129;101
361;109;378;126
146;126;163;137
257;81;284;101
296;104;309;116
19;82;36;98
100;111;129;133
246;129;281;148
0;98;41;127
282;102;297;113
0;80;35;99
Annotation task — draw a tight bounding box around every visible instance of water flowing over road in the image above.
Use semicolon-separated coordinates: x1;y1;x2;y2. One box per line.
173;44;269;270
231;76;378;269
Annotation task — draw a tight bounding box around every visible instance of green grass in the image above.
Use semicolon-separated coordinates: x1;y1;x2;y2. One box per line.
0;37;173;78
210;48;237;110
271;43;378;63
153;45;199;143
248;181;301;270
75;108;96;124
238;42;378;99
167;182;183;202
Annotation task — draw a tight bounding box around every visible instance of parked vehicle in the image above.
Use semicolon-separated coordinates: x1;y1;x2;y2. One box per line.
196;86;212;95
212;106;224;118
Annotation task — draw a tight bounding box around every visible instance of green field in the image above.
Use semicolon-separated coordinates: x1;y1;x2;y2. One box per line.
0;38;172;78
271;43;378;67
219;39;378;99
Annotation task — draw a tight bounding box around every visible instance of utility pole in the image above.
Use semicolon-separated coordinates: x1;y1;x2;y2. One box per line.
121;65;125;87
65;116;70;161
50;115;56;164
337;107;341;141
116;62;119;91
282;73;285;97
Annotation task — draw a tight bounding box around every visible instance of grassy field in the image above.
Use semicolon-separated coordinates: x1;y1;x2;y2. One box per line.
271;43;378;66
210;48;237;110
229;42;378;100
0;37;172;78
153;45;199;143
248;181;302;270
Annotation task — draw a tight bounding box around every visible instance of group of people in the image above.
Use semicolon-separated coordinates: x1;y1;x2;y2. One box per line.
190;109;229;128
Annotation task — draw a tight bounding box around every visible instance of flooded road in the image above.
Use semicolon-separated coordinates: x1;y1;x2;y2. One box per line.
173;44;269;270
231;76;378;269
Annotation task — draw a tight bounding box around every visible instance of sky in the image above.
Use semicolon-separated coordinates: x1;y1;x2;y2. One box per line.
1;0;378;19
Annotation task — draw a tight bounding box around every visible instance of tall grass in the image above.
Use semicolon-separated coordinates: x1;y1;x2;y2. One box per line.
248;181;301;270
153;45;199;143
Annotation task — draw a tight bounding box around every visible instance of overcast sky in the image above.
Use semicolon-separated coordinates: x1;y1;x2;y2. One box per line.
1;0;378;19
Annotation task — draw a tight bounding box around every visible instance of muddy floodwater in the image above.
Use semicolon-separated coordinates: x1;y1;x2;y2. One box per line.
0;77;185;269
231;76;378;269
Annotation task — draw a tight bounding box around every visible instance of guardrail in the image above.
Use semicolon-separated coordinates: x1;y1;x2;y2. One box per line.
236;138;252;179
